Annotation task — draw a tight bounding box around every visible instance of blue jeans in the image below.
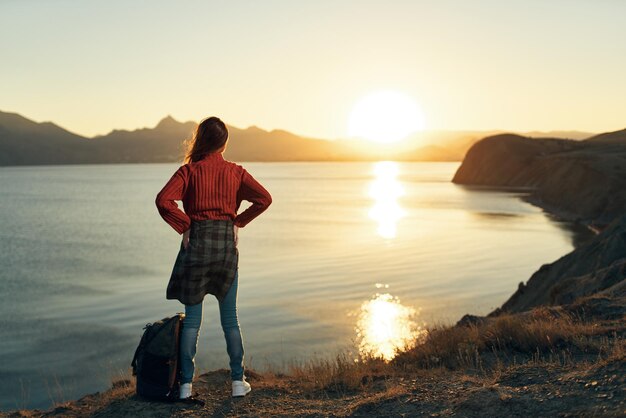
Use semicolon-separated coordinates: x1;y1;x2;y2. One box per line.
179;270;245;383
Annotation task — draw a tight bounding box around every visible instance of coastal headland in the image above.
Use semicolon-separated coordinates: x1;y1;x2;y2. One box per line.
3;131;625;417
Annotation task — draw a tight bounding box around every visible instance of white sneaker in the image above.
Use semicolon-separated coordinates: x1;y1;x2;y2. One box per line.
179;382;192;399
232;378;251;397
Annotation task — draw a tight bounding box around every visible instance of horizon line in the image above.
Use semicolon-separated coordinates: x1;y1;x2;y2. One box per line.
1;108;613;141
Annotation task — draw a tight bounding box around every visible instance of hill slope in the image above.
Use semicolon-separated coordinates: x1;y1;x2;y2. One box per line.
0;111;92;165
451;129;626;316
452;130;626;227
492;214;626;314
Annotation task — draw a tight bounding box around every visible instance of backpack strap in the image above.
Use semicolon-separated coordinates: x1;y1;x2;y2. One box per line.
130;323;152;375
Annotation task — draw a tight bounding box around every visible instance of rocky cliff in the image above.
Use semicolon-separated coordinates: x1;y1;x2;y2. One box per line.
452;130;626;315
452;130;626;227
491;214;626;314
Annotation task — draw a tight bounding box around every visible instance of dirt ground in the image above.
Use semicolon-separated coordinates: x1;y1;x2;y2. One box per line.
4;353;624;418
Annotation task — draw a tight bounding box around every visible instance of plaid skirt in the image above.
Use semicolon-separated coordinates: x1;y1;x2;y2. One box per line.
166;219;239;305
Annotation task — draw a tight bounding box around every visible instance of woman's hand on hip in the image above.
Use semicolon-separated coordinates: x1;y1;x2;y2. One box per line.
182;229;190;249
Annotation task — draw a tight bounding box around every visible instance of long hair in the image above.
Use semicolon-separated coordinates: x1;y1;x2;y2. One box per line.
183;117;229;164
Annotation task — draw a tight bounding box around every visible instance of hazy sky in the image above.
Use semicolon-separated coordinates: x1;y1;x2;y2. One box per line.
1;0;625;138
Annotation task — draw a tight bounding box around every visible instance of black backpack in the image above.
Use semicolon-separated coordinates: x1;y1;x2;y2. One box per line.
131;312;185;401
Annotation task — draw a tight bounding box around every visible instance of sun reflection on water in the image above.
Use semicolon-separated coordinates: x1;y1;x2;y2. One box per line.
369;161;405;238
355;285;426;361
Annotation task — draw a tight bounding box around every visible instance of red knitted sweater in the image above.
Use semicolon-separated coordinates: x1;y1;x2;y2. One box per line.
155;152;272;234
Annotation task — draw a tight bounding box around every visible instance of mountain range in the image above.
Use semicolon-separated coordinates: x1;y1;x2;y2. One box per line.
0;110;596;165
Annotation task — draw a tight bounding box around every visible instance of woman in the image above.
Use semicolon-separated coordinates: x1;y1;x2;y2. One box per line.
155;116;272;400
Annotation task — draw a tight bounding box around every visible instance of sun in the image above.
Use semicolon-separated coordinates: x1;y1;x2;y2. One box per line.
348;90;425;143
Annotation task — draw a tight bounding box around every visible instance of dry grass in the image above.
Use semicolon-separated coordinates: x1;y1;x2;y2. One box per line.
286;352;393;394
275;307;623;396
601;333;625;363
393;308;615;370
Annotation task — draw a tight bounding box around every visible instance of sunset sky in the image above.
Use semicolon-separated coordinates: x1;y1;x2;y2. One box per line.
1;0;625;139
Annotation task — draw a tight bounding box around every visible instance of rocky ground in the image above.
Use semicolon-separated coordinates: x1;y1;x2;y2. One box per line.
4;357;625;417
4;291;624;417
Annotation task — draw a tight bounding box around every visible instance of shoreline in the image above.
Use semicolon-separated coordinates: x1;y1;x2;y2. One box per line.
453;183;606;237
455;183;600;246
522;195;605;235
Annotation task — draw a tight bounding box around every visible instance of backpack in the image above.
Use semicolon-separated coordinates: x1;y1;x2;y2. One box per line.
131;312;185;401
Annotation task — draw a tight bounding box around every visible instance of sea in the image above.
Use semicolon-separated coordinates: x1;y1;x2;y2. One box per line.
0;162;593;410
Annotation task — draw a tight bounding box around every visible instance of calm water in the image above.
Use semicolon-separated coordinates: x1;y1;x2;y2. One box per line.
0;162;588;410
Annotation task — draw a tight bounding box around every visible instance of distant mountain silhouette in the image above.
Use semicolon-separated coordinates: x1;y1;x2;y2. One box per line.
0;111;343;165
0;111;92;165
0;110;596;165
